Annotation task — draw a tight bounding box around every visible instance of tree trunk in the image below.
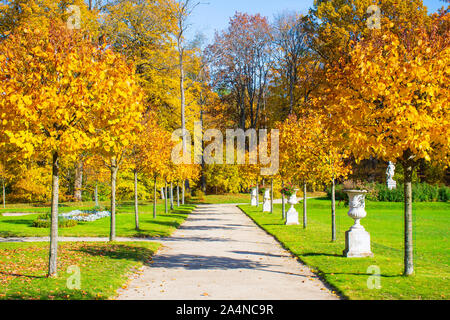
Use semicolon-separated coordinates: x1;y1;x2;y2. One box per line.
134;169;139;230
165;180;168;214
170;181;174;210
403;162;414;276
182;181;185;205
179;42;187;154
153;176;157;219
74;160;83;202
200;102;207;193
201;170;206;193
48;151;59;278
303;182;307;229
331;178;336;242
109;159;118;242
2;177;5;209
270;178;274;214
94;182;99;207
288;77;294;116
161;187;165;200
177;182;180;207
256;180;259;207
281;181;285;219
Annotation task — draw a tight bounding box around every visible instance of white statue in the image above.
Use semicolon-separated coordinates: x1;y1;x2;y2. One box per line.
250;188;257;206
285;190;299;225
386;161;397;190
263;189;271;212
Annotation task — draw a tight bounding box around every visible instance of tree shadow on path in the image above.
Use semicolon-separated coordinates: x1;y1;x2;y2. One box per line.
149;253;311;279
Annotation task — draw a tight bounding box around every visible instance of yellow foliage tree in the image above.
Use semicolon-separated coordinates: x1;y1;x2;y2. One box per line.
132;112;174;223
0;22;144;276
278;114;351;229
317;10;449;275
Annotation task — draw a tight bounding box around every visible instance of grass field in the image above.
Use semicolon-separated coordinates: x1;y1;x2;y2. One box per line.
239;199;450;300
0;201;196;300
0;241;160;300
0;202;196;238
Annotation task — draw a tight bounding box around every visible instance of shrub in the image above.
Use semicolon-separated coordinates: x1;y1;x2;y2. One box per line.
327;182;449;202
439;186;450;202
32;213;78;228
192;189;205;201
376;184;404;202
413;183;440;202
326;184;347;201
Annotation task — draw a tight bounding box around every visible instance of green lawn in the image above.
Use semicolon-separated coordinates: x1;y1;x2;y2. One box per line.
0;202;196;238
0;201;115;213
0;201;196;300
239;199;450;300
0;241;160;300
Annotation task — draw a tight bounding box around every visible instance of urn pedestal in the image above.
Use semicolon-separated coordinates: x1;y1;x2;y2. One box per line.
285;190;299;225
250;188;257;206
343;190;373;258
387;179;397;190
263;189;271;212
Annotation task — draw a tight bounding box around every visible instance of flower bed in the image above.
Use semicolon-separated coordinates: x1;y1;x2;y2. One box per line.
60;210;111;222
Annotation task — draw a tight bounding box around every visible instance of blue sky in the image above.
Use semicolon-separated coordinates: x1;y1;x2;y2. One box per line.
186;0;447;45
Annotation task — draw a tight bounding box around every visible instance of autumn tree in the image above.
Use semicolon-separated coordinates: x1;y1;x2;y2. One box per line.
92;66;145;242
134;112;173;221
0;22;144;276
307;0;430;64
0;160;8;208
101;0;204;134
101;0;177;106
272;12;311;118
83;154;110;206
318;9;449;275
206;12;274;130
0;0;100;37
172;0;199;149
278;114;343;228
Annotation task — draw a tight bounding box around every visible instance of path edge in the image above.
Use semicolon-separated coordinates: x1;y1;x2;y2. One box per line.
236;205;347;300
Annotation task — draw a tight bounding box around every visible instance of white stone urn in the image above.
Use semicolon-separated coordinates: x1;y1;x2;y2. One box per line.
263;189;271;212
250;188;257;206
343;190;373;257
285;189;299;225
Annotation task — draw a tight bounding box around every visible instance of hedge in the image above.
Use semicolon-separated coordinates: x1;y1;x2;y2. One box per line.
327;183;450;202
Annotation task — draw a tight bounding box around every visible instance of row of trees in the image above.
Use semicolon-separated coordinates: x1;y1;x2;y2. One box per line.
0;0;448;279
205;0;449;277
0;0;204;277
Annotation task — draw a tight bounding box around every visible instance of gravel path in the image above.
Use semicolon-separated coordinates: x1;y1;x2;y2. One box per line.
115;204;339;300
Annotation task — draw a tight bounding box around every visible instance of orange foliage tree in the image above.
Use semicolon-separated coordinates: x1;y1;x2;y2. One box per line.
317;11;449;275
0;22;144;276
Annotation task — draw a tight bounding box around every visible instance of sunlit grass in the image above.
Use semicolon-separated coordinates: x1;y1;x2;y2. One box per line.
0;241;160;300
0;203;196;238
239;199;450;300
